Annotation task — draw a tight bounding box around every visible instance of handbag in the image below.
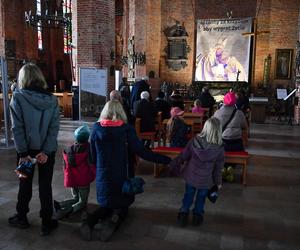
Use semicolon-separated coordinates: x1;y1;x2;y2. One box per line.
207;185;219;203
122;131;145;195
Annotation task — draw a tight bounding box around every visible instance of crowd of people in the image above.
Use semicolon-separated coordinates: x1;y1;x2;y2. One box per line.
8;63;249;242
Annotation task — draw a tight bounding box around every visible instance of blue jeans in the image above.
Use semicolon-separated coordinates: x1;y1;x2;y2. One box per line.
180;183;209;215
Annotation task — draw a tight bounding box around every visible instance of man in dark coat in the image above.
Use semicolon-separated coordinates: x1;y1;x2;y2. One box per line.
130;77;150;109
133;91;157;133
198;86;216;116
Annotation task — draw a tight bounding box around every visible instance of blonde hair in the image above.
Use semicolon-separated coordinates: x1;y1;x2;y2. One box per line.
194;99;201;107
199;117;222;145
18;63;48;89
99;100;127;123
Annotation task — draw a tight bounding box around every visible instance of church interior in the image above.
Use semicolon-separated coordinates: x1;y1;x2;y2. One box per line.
0;0;300;249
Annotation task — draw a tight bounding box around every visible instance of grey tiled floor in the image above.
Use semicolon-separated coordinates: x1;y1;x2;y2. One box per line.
0;120;300;250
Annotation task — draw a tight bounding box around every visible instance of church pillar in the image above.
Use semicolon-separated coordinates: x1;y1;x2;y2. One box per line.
72;0;115;92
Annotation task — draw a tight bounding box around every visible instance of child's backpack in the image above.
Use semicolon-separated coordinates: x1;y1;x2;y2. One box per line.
63;143;96;187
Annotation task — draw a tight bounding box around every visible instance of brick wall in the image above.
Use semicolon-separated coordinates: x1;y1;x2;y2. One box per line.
0;1;5;56
255;0;299;88
160;0;195;84
73;0;115;93
0;0;69;88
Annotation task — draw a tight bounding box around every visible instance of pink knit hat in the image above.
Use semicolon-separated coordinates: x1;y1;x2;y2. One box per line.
223;92;236;106
170;107;184;117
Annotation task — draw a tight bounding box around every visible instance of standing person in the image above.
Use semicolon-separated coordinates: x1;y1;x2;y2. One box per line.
81;100;171;241
130;76;150;110
198;86;216;117
54;125;95;220
213;91;247;152
8;63;60;236
170;117;224;227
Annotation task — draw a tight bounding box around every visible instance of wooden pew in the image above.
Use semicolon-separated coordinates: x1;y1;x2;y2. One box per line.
152;146;250;185
135;118;156;148
53;92;73;118
183;112;204;134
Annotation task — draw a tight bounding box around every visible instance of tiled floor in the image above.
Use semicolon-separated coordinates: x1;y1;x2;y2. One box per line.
0;120;299;250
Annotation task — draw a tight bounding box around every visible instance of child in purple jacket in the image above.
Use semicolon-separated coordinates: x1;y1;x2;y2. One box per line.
170;117;224;226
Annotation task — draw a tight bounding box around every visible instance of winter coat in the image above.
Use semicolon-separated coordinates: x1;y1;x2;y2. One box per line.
10;88;60;157
63;142;96;188
213;105;247;140
130;80;150;109
154;98;171;120
90;122;171;208
133;99;157;132
167;117;189;147
170;136;224;189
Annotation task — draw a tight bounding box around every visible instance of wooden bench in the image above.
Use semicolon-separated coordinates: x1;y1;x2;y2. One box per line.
152;146;250;185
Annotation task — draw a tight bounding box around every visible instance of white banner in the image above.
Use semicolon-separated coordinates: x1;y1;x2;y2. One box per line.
79;68;108;96
195;18;252;82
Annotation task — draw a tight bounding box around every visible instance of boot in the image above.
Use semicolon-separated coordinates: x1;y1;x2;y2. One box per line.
40;219;58;236
8;214;30;229
192;214;203;226
177;212;188;227
55;207;73;220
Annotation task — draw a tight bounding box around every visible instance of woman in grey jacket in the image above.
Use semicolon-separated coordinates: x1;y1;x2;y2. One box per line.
8;63;60;236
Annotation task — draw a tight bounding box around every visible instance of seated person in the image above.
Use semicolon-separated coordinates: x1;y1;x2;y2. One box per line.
235;90;250;114
167;107;189;147
169;90;184;110
213;91;247;152
154;91;171;120
192;99;206;116
133;91;157;133
198;86;216;117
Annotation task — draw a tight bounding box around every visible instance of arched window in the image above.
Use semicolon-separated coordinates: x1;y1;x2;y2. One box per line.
37;0;43;50
63;0;72;54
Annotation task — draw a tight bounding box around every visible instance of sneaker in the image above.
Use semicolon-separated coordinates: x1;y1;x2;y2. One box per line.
8;214;30;229
192;214;203;226
177;212;188;227
80;212;92;241
40;219;58;236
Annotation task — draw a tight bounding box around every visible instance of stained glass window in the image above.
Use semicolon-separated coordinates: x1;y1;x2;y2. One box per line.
37;0;43;50
63;0;72;54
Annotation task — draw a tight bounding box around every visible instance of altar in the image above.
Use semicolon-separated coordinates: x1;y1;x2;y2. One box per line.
249;97;268;123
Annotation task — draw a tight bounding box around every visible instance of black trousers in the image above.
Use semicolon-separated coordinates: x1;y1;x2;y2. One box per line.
16;151;55;221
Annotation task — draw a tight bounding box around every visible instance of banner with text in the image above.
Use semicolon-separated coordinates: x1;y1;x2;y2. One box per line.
195;18;252;82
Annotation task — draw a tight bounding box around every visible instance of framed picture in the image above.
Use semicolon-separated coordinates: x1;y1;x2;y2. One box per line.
275;49;293;79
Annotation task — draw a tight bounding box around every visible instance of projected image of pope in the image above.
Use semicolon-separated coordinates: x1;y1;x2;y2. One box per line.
195;38;246;81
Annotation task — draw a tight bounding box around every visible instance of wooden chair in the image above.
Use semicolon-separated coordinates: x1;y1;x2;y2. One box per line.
135;118;156;148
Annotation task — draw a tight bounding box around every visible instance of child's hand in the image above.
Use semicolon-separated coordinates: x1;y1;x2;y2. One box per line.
19;155;32;164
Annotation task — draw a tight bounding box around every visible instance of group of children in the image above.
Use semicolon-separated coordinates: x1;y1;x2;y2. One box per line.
44;99;224;230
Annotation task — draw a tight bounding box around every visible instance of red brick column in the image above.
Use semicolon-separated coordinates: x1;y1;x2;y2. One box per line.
0;1;4;56
72;0;115;93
